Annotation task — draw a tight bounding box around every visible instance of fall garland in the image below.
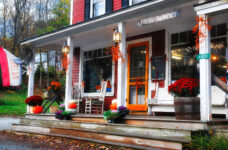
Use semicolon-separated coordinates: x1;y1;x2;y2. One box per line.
192;16;212;55
106;44;125;63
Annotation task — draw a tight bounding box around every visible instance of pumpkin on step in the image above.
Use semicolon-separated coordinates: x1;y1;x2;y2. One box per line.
33;106;43;114
68;103;77;109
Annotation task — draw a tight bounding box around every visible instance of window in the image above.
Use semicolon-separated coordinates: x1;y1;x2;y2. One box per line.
83;49;114;94
171;23;227;81
210;23;227;82
131;0;147;5
171;31;197;80
91;0;105;17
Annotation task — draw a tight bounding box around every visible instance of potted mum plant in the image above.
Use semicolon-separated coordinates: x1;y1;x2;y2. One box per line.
25;96;43;113
168;78;200;120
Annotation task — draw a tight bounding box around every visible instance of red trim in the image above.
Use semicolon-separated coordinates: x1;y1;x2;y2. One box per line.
0;47;10;87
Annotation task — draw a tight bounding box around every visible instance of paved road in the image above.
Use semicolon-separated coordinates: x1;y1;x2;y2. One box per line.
0;117;19;131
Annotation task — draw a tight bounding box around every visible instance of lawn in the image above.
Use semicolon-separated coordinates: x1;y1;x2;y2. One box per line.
0;90;27;117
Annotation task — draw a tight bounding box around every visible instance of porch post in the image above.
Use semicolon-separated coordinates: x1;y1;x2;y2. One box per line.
27;50;35;113
117;22;126;107
199;14;212;121
65;37;73;111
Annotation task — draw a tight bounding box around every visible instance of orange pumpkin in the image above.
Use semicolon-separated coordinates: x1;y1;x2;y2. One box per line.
33;106;43;114
68;103;77;109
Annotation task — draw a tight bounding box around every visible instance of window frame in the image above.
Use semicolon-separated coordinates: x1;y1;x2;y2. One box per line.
90;0;106;18
81;49;115;97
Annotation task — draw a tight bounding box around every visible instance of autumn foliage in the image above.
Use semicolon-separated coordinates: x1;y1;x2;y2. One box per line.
47;81;62;91
192;16;212;54
106;44;125;63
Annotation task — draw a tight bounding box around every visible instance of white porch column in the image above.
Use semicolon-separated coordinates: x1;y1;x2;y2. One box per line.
27;50;35;113
65;37;73;111
117;22;126;107
199;14;212;121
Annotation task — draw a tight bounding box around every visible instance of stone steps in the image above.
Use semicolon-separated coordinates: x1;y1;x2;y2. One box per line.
19;118;191;143
12;123;183;150
11;114;228;150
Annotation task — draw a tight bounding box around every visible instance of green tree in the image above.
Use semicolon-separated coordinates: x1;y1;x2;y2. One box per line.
37;0;70;35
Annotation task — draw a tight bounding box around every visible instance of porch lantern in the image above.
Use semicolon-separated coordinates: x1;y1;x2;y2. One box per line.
62;40;69;54
113;27;121;43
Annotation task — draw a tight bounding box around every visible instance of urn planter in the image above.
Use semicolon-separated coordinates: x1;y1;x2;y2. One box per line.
174;97;200;120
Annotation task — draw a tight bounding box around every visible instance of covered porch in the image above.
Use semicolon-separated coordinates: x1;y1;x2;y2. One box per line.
22;0;228;122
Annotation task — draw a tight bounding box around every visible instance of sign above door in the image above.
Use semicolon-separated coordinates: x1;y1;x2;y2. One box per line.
138;9;181;27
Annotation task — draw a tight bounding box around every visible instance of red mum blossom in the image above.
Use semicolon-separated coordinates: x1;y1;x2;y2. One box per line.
25;96;43;106
168;78;199;97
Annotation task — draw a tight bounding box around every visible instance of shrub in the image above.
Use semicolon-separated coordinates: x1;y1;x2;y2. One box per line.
185;131;228;150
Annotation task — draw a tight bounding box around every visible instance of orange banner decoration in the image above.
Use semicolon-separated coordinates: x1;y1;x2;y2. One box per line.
61;53;71;71
192;16;212;54
106;44;125;63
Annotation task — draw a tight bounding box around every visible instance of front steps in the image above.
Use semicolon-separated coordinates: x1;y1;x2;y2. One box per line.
11;114;228;150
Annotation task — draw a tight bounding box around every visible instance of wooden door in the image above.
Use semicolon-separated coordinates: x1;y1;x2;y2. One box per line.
127;42;149;111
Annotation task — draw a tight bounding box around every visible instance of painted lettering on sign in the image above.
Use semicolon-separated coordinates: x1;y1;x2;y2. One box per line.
138;10;181;27
196;53;210;60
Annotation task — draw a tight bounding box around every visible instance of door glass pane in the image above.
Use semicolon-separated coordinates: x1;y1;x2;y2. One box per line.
137;85;145;105
129;85;136;104
130;45;146;78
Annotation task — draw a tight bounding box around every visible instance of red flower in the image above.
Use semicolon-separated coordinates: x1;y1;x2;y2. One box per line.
168;78;199;97
25;96;43;106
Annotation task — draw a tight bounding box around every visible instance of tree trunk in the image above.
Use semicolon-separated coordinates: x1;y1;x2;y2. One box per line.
39;49;42;87
47;50;50;88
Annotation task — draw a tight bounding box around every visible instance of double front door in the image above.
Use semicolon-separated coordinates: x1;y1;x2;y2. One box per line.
127;41;149;111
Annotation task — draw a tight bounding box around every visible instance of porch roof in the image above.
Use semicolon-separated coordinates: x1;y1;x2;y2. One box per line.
20;0;195;50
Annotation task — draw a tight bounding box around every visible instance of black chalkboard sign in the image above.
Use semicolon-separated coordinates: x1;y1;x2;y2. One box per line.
151;55;166;80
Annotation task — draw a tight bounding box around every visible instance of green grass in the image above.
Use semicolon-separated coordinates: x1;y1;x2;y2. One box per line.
0;91;27;117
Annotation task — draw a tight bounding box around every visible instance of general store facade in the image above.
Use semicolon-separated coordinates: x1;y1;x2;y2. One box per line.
22;0;228;121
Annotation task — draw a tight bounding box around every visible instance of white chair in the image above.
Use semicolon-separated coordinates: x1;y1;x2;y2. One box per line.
72;83;84;113
147;81;159;116
85;81;107;114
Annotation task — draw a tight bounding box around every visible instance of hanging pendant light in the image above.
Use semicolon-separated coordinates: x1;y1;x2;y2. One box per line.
62;40;69;54
113;27;121;43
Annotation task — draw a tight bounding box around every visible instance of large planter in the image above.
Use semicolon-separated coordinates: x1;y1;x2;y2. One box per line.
174;97;200;120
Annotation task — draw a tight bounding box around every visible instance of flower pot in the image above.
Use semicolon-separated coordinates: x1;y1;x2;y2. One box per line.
55;114;64;120
29;106;34;113
50;106;58;114
174;97;200;120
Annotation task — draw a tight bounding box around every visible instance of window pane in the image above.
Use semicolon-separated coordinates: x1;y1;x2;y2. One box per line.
171;45;198;80
180;32;188;43
171;33;178;45
83;57;113;93
132;0;147;5
93;0;105;17
211;37;227;85
211;25;216;38
217;24;226;37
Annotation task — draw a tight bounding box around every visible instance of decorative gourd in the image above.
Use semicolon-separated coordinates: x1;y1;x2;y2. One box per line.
68;103;77;109
69;100;77;104
110;99;117;110
33;106;43;114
